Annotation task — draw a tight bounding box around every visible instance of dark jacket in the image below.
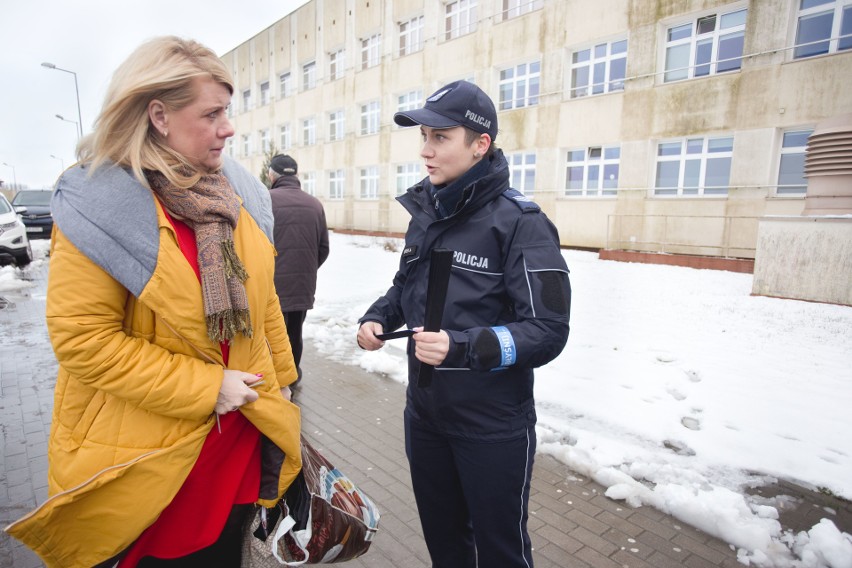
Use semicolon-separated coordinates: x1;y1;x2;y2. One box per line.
360;151;571;441
269;174;330;311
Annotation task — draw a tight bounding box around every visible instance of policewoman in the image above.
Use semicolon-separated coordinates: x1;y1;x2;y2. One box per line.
357;80;571;567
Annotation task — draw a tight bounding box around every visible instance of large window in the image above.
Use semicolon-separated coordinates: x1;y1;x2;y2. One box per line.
242;89;251;112
663;8;747;82
446;0;478;40
329;170;345;199
570;39;627;98
302;117;316;146
794;0;852;58
260;81;270;106
396;163;421;195
508;153;536;196
226;138;234;158
329;110;345;142
302;173;316;197
654;137;733;196
777;129;813;195
242;134;251;157
302;61;317;90
329;49;345;81
502;0;543;20
397;90;422;112
260;129;270;153
279;72;293;98
279;124;291;150
399;16;424;56
361;34;382;69
565;146;620;197
498;61;540;110
360;101;380;135
360;166;379;199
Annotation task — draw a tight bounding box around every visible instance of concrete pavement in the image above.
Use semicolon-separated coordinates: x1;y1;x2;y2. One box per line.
1;263;848;567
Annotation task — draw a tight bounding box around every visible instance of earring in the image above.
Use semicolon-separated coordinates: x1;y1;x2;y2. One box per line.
474;152;481;159
163;129;168;138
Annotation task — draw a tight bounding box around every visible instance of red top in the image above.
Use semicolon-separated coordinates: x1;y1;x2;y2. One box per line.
119;210;261;566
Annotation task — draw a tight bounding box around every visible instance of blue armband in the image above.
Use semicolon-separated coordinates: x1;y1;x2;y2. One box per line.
491;326;516;368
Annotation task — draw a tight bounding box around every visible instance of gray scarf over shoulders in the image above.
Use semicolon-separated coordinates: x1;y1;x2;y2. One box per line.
51;155;273;299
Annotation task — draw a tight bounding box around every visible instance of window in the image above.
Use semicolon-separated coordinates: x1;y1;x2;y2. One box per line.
663;8;747;82
302;117;316;146
260;81;270;106
302;61;316;90
329;169;345;199
302;172;316;197
329;110;345;142
226;138;234;158
498;61;540;110
397;90;422;112
777;129;813;195
242;134;252;157
396;163;421;195
794;0;852;58
654;137;732;196
508;153;536;196
260;128;270;153
360;101;380;135
502;0;543;20
329;49;345;80
360;166;379;199
361;34;382;69
242;89;251;112
446;0;478;40
565;146;620;197
399;15;424;55
571;39;628;98
279;124;291;150
279;72;293;98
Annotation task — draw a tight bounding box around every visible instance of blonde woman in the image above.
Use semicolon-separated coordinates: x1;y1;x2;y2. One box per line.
5;37;301;567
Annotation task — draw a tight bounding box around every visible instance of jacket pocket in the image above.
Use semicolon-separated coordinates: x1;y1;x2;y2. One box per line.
521;244;571;319
69;390;107;447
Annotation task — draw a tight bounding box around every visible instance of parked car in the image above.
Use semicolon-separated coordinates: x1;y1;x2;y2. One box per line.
0;193;33;267
11;189;53;239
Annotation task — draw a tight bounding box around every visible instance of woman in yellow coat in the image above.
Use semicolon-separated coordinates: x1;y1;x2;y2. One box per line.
5;37;301;567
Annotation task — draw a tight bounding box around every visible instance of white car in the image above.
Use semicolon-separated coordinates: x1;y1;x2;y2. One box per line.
0;193;33;267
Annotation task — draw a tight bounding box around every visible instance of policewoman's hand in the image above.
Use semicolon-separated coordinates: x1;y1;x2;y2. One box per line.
357;321;385;351
412;327;449;366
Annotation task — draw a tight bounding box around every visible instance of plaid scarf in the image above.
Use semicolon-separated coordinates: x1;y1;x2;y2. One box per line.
147;169;253;342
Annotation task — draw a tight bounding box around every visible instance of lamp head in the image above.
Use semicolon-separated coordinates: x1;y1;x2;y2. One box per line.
41;62;56;69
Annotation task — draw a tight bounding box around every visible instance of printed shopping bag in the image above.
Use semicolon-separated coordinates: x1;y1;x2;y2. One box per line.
243;435;380;566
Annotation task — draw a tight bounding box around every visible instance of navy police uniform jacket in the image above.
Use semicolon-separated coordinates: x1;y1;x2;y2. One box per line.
360;150;571;442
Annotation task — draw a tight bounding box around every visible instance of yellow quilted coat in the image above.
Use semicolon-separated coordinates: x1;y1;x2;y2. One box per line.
5;198;302;567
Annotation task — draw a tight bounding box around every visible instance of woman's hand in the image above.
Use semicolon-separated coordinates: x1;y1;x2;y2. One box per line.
357;321;385;351
412;328;449;366
215;370;261;415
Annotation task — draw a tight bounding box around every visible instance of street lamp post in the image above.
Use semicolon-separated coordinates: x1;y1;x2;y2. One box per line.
50;154;65;172
55;114;80;141
1;162;17;192
41;62;84;138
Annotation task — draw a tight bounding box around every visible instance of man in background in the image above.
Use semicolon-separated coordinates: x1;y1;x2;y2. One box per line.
268;154;330;386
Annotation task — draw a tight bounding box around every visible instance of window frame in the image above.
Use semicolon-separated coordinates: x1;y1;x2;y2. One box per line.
329;169;345;200
569;38;628;98
302;116;317;146
259;81;270;106
399;15;425;56
259;128;270;153
653;136;734;197
662;5;748;83
242;133;252;157
361;34;382;70
776;128;813;195
501;0;543;21
360;101;381;136
302;172;317;197
564;145;621;197
279;72;293;98
328;110;345;142
445;0;478;40
242;89;252;112
302;61;317;91
359;166;380;199
329;49;345;81
793;0;852;59
279;123;291;150
507;152;537;196
498;60;541;110
396;162;421;195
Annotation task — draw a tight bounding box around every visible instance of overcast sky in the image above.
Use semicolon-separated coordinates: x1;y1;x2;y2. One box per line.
1;0;310;190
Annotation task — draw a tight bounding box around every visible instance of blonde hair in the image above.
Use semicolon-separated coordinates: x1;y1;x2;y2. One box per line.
79;36;234;188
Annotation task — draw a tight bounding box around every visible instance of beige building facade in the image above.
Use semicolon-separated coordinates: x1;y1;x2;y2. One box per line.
222;0;852;259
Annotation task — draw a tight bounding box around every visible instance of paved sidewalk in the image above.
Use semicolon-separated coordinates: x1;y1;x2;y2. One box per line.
1;263;849;567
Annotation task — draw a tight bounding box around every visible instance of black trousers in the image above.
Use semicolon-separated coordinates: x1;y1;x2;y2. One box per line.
136;504;253;567
405;415;536;568
283;310;306;381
